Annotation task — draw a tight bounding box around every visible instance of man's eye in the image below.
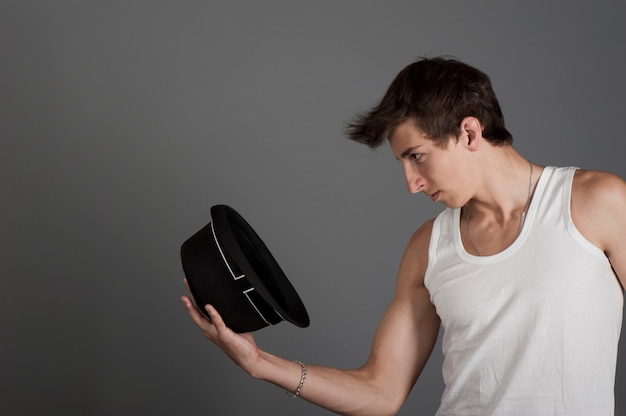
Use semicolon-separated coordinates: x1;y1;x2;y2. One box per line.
411;154;422;162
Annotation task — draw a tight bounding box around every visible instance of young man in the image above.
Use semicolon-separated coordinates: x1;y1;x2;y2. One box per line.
182;57;625;415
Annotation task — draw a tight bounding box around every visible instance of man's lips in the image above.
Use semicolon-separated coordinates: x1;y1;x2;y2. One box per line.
430;191;440;202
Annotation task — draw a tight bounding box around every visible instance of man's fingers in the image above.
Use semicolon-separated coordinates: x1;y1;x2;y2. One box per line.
181;279;235;339
181;296;214;330
204;304;226;331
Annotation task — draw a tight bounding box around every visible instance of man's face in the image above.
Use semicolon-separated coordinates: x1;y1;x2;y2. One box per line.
388;120;470;209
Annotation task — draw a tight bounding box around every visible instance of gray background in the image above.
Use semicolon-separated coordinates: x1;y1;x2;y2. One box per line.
2;1;625;415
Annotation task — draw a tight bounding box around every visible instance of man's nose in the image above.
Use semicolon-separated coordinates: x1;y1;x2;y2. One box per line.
404;166;425;194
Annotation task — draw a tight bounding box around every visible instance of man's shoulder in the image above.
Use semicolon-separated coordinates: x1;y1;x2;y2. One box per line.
396;219;436;287
408;218;436;250
573;169;626;203
571;169;626;251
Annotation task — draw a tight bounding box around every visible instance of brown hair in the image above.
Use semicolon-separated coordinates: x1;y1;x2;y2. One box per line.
346;57;513;148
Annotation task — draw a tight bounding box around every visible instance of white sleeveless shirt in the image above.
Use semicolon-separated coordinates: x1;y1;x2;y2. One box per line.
424;166;623;415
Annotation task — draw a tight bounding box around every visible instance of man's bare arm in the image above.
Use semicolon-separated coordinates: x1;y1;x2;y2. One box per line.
181;219;440;416
571;169;626;290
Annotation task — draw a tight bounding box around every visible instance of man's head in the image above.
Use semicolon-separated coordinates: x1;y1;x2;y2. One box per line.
346;57;513;148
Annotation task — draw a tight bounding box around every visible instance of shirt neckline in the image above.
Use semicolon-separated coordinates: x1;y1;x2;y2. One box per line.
452;166;553;263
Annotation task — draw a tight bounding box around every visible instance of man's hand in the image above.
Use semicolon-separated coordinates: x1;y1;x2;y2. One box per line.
181;280;261;376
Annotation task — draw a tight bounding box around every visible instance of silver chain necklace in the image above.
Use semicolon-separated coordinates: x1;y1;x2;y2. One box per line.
466;160;534;256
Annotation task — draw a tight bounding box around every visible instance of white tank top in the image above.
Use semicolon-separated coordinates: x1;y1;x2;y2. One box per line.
424;166;623;415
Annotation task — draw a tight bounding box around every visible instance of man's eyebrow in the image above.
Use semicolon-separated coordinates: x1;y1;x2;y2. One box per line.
399;146;421;159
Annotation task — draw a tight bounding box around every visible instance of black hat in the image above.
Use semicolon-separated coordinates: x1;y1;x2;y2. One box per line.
181;205;310;333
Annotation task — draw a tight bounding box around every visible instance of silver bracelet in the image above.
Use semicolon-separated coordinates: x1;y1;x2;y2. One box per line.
286;360;307;398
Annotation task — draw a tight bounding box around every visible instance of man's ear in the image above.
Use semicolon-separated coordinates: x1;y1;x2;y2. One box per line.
459;117;483;151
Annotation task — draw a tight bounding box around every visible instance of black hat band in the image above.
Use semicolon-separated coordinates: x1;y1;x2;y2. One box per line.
209;221;283;326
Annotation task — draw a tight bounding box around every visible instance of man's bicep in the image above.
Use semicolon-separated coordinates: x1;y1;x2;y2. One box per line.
367;288;440;399
365;220;440;395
